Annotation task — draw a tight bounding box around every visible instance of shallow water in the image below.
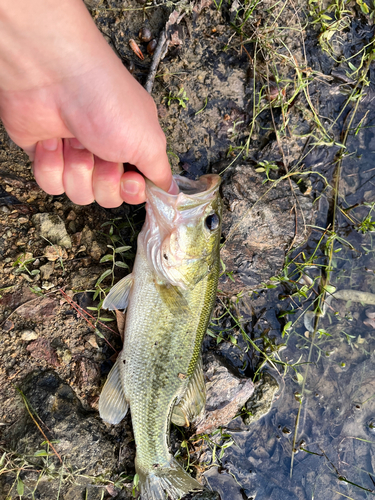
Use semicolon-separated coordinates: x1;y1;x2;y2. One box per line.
203;78;375;500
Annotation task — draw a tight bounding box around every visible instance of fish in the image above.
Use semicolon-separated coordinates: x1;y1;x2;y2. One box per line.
99;174;222;500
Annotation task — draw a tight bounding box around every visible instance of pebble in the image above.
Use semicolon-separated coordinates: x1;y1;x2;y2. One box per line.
18;218;28;224
87;336;99;349
21;330;38;341
40;262;54;280
66;210;77;221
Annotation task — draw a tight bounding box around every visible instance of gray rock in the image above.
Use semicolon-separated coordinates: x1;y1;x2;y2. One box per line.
195;353;254;435
244;372;279;426
6;371;117;478
32;213;72;249
219;167;314;295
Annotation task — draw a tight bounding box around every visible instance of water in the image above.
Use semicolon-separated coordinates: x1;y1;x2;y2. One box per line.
201;36;375;500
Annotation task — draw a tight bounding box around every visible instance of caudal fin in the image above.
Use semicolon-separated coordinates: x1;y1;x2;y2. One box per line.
137;457;203;500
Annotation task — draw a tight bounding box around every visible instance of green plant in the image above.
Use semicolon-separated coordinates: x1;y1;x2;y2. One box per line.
255;160;279;183
163;87;189;108
86;218;133;324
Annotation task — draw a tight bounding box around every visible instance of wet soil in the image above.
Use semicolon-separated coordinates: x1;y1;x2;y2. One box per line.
1;0;375;499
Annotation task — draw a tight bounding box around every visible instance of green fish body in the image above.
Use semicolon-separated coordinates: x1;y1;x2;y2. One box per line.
99;175;222;500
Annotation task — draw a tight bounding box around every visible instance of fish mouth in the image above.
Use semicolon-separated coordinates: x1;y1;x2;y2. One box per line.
145;174;221;210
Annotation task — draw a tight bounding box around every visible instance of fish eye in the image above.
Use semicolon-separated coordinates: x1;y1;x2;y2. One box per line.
205;213;220;231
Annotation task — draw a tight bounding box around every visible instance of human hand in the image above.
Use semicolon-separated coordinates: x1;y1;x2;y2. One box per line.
0;0;173;207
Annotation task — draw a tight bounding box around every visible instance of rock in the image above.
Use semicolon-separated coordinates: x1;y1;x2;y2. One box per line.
2;319;14;332
71;231;82;247
90;240;104;261
6;371;118;478
74;357;100;390
32;213;72;249
40;262;54;280
195;353;254;435
15;296;59;321
21;329;38;341
243;372;279;426
26;338;60;367
0;286;36;310
81;225;95;248
66;210;77;221
219;167;314;295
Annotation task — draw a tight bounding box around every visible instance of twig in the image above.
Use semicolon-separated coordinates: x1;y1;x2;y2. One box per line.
145;29;169;94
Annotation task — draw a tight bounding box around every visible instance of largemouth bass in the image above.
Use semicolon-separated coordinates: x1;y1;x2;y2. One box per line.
99;174;222;500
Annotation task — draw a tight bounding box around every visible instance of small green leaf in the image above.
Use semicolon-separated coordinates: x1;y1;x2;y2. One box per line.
100;254;114;263
115;246;132;254
324;285;336;294
99;317;114;322
87;306;99;311
30;269;40;275
255;167;265;172
229;335;237;345
296;372;304;384
34;450;49;457
282;321;292;337
115;261;129;269
95;329;105;339
17;477;24;496
95;269;112;287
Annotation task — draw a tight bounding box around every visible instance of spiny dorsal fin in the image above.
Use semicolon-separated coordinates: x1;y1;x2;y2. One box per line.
171;356;206;427
99;358;128;425
103;273;133;311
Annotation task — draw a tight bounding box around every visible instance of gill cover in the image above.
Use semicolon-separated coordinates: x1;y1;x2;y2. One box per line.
140;174;222;289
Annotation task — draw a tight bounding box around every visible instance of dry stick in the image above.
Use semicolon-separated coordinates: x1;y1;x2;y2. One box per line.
145;29;169;94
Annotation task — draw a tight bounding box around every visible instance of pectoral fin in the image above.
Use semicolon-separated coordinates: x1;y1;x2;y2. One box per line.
103;273;133;311
172;356;206;427
99;358;128;425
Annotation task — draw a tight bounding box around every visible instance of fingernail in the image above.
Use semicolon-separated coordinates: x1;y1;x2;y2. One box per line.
121;179;139;196
69;138;85;150
42;138;59;151
168;177;179;195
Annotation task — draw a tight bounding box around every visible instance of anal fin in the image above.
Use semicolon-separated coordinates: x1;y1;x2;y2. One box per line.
99;358;128;425
103;273;133;311
172;356;206;427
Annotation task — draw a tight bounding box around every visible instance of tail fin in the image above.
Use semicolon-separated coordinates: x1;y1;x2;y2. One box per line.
137;457;203;500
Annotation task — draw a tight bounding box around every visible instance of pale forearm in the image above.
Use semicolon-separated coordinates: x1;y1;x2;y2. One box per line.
0;0;111;91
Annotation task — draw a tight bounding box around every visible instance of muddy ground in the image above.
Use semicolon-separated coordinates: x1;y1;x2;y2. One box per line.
1;0;375;499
